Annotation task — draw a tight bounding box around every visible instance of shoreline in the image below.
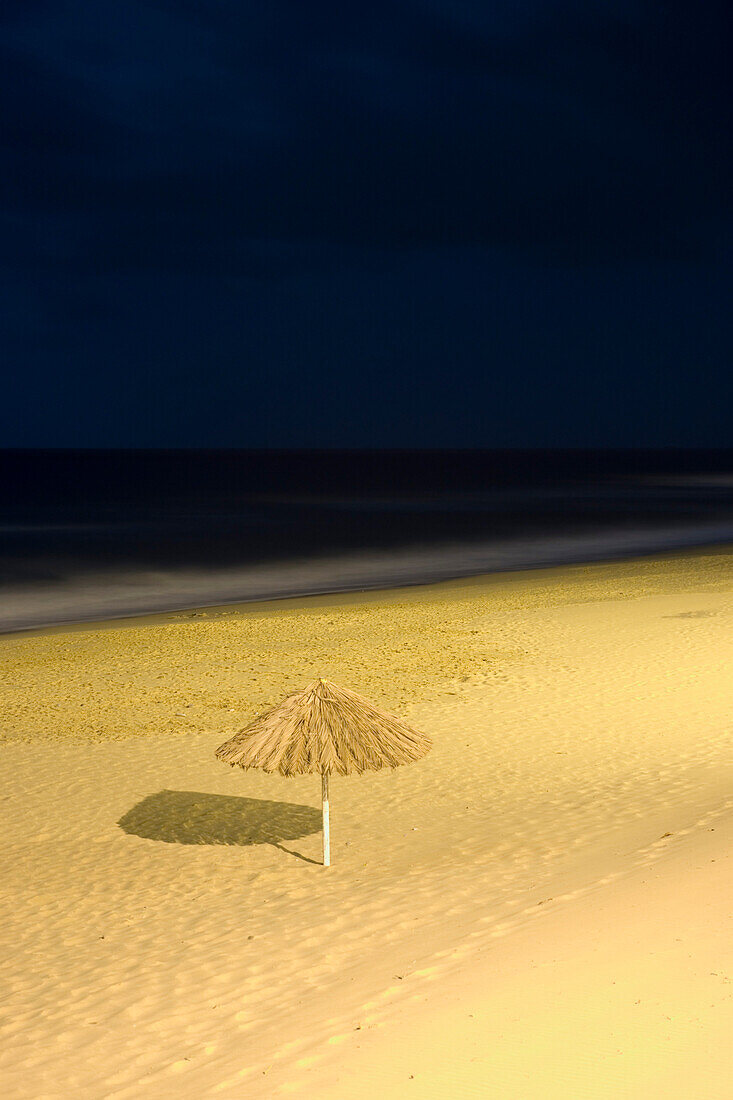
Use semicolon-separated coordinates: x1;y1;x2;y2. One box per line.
2;528;733;637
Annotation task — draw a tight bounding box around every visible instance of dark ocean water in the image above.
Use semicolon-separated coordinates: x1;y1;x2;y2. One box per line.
2;449;733;633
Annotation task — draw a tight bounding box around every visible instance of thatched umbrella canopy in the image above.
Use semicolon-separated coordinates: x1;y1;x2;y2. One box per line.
215;677;431;865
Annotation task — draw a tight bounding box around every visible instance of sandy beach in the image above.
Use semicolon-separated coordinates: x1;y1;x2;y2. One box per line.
1;547;732;1099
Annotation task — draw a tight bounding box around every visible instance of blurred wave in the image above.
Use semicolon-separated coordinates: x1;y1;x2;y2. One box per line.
2;450;732;633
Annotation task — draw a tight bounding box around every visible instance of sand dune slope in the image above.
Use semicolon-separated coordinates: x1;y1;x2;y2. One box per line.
308;807;733;1100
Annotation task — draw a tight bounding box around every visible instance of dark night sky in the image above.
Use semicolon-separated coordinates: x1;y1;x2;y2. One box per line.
2;1;732;447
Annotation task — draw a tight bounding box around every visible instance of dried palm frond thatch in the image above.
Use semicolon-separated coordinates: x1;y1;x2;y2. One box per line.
215;677;431;777
215;678;431;866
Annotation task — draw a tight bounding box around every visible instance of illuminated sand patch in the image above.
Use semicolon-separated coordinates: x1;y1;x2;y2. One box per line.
0;550;732;1098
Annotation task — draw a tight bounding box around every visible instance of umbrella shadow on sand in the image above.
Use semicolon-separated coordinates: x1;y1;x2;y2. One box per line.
118;790;323;864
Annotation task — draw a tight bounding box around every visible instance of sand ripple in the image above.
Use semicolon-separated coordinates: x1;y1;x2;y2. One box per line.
0;553;732;1097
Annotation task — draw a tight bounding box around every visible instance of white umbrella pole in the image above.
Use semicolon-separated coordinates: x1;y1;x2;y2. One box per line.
322;771;330;867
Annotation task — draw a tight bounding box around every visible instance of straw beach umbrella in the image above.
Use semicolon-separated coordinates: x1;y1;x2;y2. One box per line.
215;678;431;866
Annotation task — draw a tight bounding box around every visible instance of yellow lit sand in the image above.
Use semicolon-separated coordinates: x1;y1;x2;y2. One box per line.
1;548;732;1098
